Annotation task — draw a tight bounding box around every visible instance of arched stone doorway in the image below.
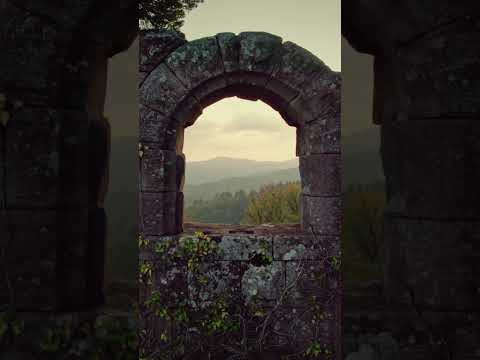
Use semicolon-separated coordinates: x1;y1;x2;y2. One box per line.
139;30;342;359
139;30;341;236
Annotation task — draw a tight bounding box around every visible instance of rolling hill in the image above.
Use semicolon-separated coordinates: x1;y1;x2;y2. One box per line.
185;157;298;185
184;167;300;204
105;126;384;280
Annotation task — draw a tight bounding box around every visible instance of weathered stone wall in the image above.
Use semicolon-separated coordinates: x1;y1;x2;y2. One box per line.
140;224;341;359
0;0;136;313
343;2;480;358
139;30;342;237
139;30;342;358
344;3;480;313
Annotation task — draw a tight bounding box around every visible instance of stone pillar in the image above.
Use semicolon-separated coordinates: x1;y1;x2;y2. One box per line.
0;1;136;314
380;19;480;312
343;3;480;315
138;30;187;240
0;5;91;311
298;115;342;237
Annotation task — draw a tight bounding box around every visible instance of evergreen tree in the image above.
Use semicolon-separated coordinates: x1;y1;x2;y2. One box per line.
139;0;204;30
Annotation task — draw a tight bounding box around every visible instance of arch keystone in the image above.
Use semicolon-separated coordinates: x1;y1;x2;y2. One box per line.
165;36;225;93
237;32;283;77
216;32;240;73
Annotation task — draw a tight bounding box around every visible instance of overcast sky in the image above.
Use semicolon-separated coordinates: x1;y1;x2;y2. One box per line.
104;0;374;162
181;0;340;161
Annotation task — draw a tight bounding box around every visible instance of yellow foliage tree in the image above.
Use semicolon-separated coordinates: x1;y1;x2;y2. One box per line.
244;182;301;224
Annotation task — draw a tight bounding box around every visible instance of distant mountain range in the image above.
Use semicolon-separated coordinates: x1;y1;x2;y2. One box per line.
105;126;384;280
184;167;300;204
108;126;383;195
186;157;298;185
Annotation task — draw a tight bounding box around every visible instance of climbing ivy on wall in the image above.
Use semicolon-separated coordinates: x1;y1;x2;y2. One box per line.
0;311;137;359
139;232;337;359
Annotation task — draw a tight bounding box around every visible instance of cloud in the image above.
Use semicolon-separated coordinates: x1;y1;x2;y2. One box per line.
182;98;297;161
220;113;288;134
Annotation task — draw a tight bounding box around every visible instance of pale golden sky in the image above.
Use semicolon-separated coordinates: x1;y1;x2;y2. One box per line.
105;0;343;162
181;0;341;161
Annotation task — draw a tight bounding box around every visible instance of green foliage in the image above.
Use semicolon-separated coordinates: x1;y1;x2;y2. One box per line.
140;230;336;359
342;182;386;287
140;232;243;359
244;182;301;224
185;182;302;225
0;312;137;359
342;182;386;263
185;190;249;224
304;342;333;358
0;311;24;345
139;0;204;30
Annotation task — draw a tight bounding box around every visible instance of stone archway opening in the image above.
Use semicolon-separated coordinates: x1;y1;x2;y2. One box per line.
139;31;342;237
177;82;300;229
139;30;342;358
181;96;299;226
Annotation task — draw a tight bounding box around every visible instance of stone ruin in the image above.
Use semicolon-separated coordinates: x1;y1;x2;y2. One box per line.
138;30;342;358
343;2;480;358
1;1;478;358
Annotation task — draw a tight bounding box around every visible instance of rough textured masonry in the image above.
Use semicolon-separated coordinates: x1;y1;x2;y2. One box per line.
138;30;342;358
0;0;136;312
343;2;480;359
344;1;480;317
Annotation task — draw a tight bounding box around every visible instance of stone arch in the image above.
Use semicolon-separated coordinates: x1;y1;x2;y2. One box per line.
139;30;341;238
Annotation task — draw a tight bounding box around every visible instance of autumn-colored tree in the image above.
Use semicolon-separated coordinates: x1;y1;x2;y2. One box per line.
244;182;301;225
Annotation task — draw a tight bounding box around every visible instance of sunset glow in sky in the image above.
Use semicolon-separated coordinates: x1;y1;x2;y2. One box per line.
180;0;341;161
105;0;342;162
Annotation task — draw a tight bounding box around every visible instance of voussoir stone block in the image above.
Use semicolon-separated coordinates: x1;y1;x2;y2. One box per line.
297;116;341;155
165;36;224;94
6;108;61;208
291;71;341;124
140;145;178;192
140;63;189;117
238;32;283;76
301;195;342;235
140;30;187;72
300;154;341;196
264;76;299;107
271;41;331;93
140;191;182;236
216;32;240;73
172;94;202;127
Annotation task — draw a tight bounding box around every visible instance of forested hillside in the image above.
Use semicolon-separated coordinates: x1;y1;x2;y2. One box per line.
105;126;384;281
